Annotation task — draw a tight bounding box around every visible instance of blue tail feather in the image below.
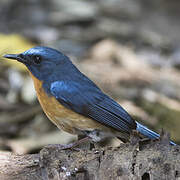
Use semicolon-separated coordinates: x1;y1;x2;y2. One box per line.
136;122;176;146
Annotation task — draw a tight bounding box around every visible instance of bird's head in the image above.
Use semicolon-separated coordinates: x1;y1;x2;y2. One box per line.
4;46;71;81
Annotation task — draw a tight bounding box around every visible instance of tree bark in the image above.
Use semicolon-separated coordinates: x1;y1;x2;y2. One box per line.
0;133;179;180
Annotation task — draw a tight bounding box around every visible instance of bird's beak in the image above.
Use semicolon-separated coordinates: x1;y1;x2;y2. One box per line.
3;54;19;60
3;54;25;63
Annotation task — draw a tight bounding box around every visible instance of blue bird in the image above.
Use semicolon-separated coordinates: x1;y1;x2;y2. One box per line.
4;46;176;147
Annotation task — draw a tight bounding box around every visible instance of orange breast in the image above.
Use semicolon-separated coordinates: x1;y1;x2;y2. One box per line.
29;72;113;135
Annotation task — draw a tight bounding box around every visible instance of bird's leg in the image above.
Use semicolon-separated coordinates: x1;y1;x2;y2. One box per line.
77;135;95;150
44;136;91;150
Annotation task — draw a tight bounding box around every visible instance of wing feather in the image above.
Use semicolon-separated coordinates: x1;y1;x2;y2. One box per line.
50;80;136;133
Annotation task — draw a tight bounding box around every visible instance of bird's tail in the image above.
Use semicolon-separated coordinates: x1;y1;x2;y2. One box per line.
136;121;176;145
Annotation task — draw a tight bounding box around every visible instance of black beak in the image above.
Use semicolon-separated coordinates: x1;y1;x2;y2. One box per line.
3;54;25;63
3;54;19;60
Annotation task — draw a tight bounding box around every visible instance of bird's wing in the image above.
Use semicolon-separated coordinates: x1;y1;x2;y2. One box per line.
50;80;136;133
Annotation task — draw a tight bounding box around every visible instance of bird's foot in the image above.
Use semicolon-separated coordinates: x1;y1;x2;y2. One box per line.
44;136;91;150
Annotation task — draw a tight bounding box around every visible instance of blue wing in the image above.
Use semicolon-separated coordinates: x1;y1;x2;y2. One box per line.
50;80;136;133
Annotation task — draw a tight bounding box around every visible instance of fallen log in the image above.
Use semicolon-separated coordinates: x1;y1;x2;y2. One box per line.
0;133;179;180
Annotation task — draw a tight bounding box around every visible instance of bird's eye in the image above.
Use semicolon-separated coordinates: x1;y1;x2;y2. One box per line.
33;55;41;65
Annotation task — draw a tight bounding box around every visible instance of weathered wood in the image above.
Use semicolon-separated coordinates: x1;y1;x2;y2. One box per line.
0;134;179;180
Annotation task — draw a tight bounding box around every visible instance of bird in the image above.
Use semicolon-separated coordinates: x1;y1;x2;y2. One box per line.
3;46;176;147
